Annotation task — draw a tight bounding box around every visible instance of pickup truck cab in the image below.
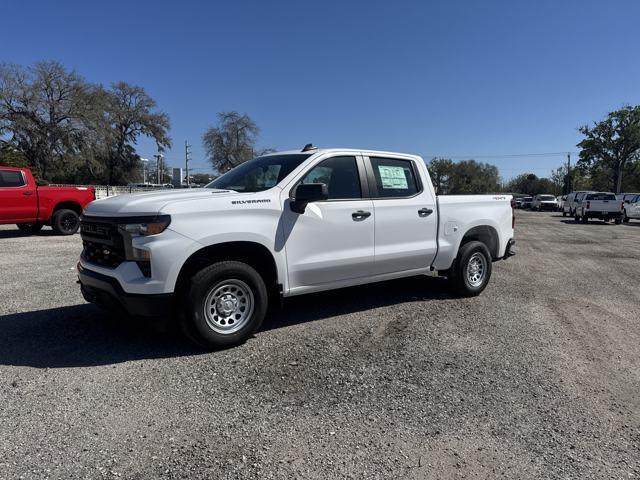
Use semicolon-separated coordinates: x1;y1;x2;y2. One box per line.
563;190;594;217
574;192;622;223
0;167;95;234
77;147;515;348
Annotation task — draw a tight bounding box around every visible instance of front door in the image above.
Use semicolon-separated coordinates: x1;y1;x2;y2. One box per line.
280;155;375;290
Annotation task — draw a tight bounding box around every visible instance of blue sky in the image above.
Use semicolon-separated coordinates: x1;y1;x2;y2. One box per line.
2;0;639;180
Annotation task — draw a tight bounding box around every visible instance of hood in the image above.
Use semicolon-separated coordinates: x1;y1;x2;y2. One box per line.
84;188;241;216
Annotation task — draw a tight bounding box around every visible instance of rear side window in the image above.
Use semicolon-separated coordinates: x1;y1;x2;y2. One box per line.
299;156;361;200
0;170;25;187
586;193;616;201
370;157;419;198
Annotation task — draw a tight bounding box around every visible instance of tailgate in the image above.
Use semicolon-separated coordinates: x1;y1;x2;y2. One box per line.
588;200;620;212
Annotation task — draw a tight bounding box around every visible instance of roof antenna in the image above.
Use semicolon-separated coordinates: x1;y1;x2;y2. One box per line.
302;143;317;152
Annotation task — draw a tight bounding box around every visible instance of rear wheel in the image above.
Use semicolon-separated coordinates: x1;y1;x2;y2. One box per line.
52;209;80;235
623;210;630;223
16;223;43;233
448;241;492;297
562;211;566;217
581;214;588;224
614;217;622;225
181;261;268;348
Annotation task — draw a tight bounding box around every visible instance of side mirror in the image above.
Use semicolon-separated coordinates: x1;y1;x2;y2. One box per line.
290;183;328;214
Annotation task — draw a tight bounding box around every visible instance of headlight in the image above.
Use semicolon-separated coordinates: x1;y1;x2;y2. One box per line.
118;215;171;237
117;215;171;265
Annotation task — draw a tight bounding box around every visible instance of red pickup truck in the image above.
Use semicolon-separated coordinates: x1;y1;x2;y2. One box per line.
0;167;95;235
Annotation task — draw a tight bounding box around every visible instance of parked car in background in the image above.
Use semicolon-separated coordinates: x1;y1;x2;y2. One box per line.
520;196;533;209
574;192;622;224
531;194;558;211
617;192;640;204
0;167;95;235
563;191;594;217
622;194;640;222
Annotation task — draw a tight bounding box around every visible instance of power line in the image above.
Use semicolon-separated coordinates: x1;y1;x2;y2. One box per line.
423;151;577;159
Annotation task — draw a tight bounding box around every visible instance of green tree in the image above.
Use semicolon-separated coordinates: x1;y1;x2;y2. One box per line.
98;82;171;185
190;172;213;185
448;160;500;194
0;141;27;167
427;157;454;194
577;106;640;193
0;61;95;180
202;112;265;174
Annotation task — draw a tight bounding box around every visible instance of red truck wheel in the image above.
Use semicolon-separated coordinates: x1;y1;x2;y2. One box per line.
52;209;80;235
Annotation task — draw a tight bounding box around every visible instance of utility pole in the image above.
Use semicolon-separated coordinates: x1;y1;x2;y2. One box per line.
154;153;162;185
185;140;191;188
566;152;571;194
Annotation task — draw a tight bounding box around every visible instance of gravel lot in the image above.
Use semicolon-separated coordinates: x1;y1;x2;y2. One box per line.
1;211;639;479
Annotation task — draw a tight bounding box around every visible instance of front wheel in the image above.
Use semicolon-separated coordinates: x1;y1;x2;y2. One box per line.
562;211;566;217
182;261;268;348
16;222;43;233
52;209;80;235
448;241;492;297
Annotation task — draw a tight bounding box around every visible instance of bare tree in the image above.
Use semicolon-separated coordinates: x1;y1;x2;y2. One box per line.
202;112;262;174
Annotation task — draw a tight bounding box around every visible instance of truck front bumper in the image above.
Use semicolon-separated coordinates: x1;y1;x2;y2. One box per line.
78;263;174;317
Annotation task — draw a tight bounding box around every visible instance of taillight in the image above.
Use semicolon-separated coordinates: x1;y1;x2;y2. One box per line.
621;202;624;210
586;201;590;209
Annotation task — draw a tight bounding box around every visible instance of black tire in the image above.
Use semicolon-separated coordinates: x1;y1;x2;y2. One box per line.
52;209;80;235
181;261;268;348
562;211;566;217
448;241;493;297
16;222;43;233
623;210;630;223
581;215;588;224
614;218;622;225
574;214;580;222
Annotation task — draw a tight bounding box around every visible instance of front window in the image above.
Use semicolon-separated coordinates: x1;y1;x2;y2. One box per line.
538;195;556;201
206;154;311;193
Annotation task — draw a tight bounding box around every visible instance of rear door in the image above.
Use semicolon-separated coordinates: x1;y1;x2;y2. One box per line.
0;169;37;222
280;154;375;289
365;155;438;274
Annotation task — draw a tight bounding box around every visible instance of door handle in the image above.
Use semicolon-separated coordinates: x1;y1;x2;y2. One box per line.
23;191;33;196
418;208;433;217
352;210;371;220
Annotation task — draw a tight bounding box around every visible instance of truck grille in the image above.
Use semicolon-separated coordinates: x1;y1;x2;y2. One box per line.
80;217;125;269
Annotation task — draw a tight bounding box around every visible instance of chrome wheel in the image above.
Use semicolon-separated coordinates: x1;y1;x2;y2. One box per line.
203;279;254;335
466;252;487;287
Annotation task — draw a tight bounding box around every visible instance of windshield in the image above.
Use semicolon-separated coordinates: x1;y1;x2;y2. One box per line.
586;193;616;201
206;154;311;192
539;195;556;201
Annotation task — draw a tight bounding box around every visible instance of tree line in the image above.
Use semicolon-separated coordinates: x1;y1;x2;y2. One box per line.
2;61;639;193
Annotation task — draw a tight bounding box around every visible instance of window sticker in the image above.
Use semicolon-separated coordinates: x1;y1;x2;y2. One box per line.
378;165;408;189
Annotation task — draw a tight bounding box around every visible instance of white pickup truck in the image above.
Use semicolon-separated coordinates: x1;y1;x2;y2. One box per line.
574;192;623;223
78;146;515;347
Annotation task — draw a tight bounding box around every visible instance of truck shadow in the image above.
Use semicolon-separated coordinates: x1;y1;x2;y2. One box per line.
0;276;452;368
266;275;452;331
0;228;60;239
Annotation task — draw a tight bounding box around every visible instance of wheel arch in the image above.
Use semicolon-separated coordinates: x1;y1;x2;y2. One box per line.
459;225;500;260
52;201;83;216
174;241;281;297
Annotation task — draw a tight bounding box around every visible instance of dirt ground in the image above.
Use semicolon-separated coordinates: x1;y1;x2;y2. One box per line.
0;211;639;479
